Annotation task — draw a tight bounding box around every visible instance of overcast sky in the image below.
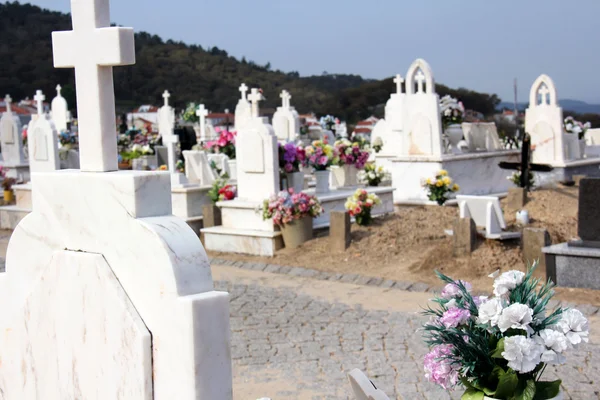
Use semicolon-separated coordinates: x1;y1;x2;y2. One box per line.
20;0;600;103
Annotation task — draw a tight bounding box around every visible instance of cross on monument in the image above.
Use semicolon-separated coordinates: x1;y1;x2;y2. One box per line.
56;84;62;97
196;104;209;141
34;90;46;115
52;0;136;172
163;90;171;107
248;89;263;118
415;70;426;93
239;83;249;101
162;133;180;173
499;134;553;190
393;74;404;94
4;94;12;113
280;90;291;108
538;85;550;105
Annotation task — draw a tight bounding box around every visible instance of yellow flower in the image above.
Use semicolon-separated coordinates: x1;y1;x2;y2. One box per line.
426;178;432;185
452;183;460;191
436;179;443;187
312;140;320;147
442;176;451;185
324;147;333;158
305;146;314;155
439;169;448;176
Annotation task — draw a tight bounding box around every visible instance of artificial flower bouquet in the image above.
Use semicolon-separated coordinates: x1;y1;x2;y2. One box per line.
440;95;465;129
304;140;336;171
279;142;306;174
345;188;381;226
319;115;338;132
359;163;390;187
205;128;236;160
509;170;535;189
59;131;78;150
123;143;154;160
564;116;591;140
372;136;384;153
261;189;322;226
422;170;460;206
422;265;588;400
208;179;237;204
333;139;370;170
176;159;185;173
182;102;199;123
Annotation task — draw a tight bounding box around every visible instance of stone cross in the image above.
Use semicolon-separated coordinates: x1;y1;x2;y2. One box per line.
393;74;404;94
248;89;262;118
196;104;209;141
415;70;426;93
52;0;136;172
34;90;45;115
538;85;550;105
239;83;249;100
56;84;62;96
4;94;12;113
163;90;171;107
280;90;291;108
163;133;179;173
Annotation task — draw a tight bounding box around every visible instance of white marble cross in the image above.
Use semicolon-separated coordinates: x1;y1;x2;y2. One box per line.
163;90;171;107
538;85;550;105
248;89;263;118
393;74;404;94
52;0;136;172
280;90;291;108
415;70;426;93
34;90;46;115
163;133;179;173
4;94;12;113
239;83;249;101
196;104;209;141
56;84;62;96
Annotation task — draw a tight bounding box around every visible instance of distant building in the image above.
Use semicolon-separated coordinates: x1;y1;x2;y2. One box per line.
352;116;379;137
464;109;485;122
207;112;234;130
127;105;159;132
494;109;524;125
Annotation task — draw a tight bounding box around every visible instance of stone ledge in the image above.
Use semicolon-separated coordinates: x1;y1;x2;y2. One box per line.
208;257;600;316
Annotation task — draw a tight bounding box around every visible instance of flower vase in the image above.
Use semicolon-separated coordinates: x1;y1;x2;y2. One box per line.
579;139;586;159
227;159;237;180
445;124;464;154
286;171;305;194
280;216;313;249
3;190;14;204
315;170;330;193
331;165;359;188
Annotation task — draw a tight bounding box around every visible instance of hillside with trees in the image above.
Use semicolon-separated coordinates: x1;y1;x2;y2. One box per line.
1;2;504;123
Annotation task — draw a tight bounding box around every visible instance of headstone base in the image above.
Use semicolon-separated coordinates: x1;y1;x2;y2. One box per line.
330;211;351;252
506;187;527;209
453;217;476;257
522;228;551;270
543;243;600;289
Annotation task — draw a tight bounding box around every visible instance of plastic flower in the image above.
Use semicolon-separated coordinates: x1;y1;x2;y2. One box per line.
158;165;167;171
502;335;543;373
493;270;525;297
452;183;460;192
424;344;460;390
441;280;472;299
535;329;569;365
497;303;534;333
477;297;504;326
439;170;448;176
440;307;471;328
555;309;589;346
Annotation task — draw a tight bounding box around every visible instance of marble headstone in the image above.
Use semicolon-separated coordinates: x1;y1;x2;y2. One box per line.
0;1;233;398
272;90;300;142
29;115;60;172
51;84;70;132
234;83;252;131
0;96;27;168
183;150;216;186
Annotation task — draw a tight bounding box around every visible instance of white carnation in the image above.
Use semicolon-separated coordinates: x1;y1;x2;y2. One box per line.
502;335;543;373
535;329;569;365
555;309;589;346
477;298;504;326
493;270;525;297
497;303;533;333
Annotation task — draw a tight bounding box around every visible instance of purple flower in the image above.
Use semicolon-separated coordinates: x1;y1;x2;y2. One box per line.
424;344;460;390
440;307;471;328
441;280;472;299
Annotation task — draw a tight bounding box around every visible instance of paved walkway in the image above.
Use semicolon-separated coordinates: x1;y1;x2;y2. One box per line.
1;227;599;399
213;265;600;400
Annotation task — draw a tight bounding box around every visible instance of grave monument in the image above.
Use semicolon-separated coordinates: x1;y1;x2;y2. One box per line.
0;1;233;398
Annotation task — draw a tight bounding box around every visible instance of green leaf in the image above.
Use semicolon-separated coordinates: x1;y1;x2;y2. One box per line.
462;388;485;400
494;370;518;399
534;380;561;400
514;379;536;400
491;338;505;358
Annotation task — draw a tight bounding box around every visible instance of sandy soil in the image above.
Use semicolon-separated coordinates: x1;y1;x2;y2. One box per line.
210;185;600;305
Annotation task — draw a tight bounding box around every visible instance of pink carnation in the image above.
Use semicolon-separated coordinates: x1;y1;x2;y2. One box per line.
441;280;472;299
424;345;460;390
440;307;471;328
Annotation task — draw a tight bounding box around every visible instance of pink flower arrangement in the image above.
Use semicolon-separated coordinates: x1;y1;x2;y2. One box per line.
333;139;370;169
205;128;236;159
423;344;460;390
279;142;306;174
304;140;336;171
261;189;323;226
218;184;236;201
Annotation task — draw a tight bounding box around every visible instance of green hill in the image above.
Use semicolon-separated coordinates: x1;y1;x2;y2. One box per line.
0;1;501;123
